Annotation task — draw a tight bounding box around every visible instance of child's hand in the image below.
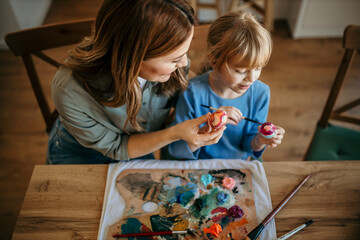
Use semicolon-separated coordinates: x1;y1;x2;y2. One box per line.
258;125;285;148
218;106;243;125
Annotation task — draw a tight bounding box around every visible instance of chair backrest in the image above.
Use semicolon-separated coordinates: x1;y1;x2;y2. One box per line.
317;25;360;128
188;24;210;78
190;0;221;21
229;0;274;31
5;19;94;132
304;25;360;161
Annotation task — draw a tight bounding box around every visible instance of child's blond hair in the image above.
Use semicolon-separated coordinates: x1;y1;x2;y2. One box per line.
207;12;272;71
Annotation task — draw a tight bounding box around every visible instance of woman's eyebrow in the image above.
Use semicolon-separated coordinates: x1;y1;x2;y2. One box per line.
172;52;187;60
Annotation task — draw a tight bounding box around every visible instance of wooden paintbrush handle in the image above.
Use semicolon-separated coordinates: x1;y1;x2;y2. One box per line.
263;174;311;226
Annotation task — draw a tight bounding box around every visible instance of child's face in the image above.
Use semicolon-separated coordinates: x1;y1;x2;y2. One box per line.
212;63;262;98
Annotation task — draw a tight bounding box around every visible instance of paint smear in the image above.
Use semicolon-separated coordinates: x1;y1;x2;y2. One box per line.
190;187;235;219
150;214;178;232
159;182;198;208
142;201;159;213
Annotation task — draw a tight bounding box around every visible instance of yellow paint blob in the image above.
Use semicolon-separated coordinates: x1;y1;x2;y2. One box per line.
172;216;189;231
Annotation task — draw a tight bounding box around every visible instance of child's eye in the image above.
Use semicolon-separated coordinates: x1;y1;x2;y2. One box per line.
172;58;182;63
236;70;247;74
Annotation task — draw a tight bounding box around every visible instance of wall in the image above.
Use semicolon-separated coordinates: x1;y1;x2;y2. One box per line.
197;0;360;38
289;0;360;38
0;0;52;49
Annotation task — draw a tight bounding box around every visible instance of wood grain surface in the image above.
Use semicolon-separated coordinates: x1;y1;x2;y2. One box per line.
11;161;360;240
1;0;359;239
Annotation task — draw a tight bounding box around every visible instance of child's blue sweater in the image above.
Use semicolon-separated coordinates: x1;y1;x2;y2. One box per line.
169;71;270;160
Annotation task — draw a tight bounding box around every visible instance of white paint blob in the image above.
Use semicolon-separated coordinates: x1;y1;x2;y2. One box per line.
142;201;159;213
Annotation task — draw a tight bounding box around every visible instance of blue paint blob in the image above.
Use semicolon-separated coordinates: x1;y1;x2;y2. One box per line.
179;190;195;207
216;192;228;205
201;174;213;188
160;182;198;205
174;183;197;206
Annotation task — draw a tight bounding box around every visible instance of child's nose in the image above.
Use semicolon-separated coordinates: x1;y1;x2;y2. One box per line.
245;70;257;82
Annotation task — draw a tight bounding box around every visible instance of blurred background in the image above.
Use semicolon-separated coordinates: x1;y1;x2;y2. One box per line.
0;0;359;239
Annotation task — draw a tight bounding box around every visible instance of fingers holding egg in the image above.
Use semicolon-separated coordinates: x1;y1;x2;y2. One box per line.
218;106;243;125
208;110;228;131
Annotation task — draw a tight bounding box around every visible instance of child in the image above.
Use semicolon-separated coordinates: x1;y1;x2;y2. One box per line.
168;12;285;160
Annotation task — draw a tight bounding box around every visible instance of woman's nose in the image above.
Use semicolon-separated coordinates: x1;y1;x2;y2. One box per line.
176;55;188;68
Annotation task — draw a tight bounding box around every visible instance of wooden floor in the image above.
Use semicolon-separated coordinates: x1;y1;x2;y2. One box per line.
0;0;359;239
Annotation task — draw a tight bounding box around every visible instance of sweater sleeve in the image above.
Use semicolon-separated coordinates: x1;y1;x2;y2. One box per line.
52;70;130;161
242;83;270;159
168;84;199;160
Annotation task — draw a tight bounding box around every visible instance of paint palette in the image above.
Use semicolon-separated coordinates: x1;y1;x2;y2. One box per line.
107;169;257;239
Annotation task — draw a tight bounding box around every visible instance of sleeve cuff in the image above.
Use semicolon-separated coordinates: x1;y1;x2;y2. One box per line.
169;140;198;160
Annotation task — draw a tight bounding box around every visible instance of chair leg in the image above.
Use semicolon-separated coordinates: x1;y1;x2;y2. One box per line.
263;0;274;32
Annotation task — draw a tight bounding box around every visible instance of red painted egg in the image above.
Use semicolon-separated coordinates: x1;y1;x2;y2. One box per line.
208;110;228;129
260;122;276;138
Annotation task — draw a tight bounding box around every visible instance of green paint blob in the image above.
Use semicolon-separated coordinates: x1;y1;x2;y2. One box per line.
120;218;142;240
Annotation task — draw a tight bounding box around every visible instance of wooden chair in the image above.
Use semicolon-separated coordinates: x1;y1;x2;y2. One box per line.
5;19;94;132
188;24;210;78
304;25;360;161
189;0;221;21
229;0;274;31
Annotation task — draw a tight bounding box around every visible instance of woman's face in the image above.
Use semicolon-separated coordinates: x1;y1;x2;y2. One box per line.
139;26;194;82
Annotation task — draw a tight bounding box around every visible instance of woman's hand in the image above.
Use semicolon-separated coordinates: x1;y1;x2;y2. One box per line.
218;106;243;125
175;113;226;152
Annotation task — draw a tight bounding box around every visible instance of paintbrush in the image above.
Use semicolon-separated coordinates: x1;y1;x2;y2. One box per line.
245;174;311;240
113;229;193;238
201;104;262;125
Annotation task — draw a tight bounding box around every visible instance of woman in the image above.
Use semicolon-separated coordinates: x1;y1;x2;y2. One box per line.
47;0;225;164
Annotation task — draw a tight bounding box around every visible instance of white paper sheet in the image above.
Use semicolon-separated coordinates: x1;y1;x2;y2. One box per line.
97;159;276;240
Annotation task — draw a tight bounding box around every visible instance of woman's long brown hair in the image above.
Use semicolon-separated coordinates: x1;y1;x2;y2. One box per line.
65;0;196;131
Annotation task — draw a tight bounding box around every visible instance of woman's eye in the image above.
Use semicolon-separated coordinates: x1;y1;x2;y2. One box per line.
172;59;181;63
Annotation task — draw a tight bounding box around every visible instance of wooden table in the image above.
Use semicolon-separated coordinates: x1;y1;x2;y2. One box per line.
12;161;360;240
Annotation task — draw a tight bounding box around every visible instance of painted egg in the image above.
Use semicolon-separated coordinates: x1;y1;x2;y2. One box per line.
259;122;276;138
208;110;228;129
